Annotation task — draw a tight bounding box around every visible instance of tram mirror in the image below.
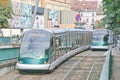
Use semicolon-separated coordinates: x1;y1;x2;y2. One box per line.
45;48;49;54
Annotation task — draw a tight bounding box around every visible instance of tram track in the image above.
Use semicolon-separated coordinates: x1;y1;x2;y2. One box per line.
63;54;105;80
0;70;22;80
0;50;106;80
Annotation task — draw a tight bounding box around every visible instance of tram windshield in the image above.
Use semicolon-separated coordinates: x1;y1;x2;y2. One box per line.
93;34;104;42
93;30;108;42
20;30;52;58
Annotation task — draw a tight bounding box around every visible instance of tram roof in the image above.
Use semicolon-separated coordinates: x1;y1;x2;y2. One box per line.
49;28;89;33
24;28;91;35
47;28;66;33
45;28;80;33
93;29;110;31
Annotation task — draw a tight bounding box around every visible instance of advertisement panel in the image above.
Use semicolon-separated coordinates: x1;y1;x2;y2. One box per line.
48;9;58;28
10;0;32;28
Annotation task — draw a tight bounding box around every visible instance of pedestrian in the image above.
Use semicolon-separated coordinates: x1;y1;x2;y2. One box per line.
16;35;20;43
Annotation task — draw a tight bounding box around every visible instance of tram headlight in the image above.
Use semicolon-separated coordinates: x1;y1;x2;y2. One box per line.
19;61;23;64
43;61;46;64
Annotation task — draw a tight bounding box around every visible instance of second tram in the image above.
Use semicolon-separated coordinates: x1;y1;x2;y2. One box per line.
91;29;114;50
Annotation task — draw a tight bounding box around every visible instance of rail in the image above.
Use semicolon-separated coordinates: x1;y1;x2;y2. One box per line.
99;46;112;80
86;57;98;80
62;53;88;80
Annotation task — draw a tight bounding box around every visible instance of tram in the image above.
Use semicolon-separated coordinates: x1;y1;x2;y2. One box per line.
117;35;120;47
91;29;114;50
16;28;92;71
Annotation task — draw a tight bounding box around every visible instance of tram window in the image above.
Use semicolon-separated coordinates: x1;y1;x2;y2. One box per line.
55;38;58;47
55;37;61;46
50;38;53;46
117;35;120;44
103;34;109;42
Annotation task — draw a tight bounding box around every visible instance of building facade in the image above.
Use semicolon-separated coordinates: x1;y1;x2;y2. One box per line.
9;0;77;29
71;0;99;30
41;0;71;10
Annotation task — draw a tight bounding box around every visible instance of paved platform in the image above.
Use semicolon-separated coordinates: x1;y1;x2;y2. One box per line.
112;47;120;55
110;47;120;80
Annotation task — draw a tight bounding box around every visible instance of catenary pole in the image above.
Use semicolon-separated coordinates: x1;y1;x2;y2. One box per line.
31;0;40;29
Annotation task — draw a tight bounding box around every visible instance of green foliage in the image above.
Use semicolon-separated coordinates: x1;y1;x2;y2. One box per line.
102;0;120;33
0;0;13;28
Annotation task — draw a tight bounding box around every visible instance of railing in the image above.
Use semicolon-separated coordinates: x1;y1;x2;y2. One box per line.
0;37;21;44
0;37;12;44
99;46;112;80
0;47;19;62
0;47;20;76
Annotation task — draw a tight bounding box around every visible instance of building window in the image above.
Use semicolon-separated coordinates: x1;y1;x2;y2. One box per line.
92;18;94;22
86;18;89;22
92;13;94;16
81;13;83;17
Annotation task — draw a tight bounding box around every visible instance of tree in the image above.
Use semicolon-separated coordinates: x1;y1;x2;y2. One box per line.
0;0;13;28
102;0;120;34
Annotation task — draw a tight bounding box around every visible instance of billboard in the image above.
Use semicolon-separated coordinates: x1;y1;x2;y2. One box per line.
48;9;58;28
10;0;32;28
